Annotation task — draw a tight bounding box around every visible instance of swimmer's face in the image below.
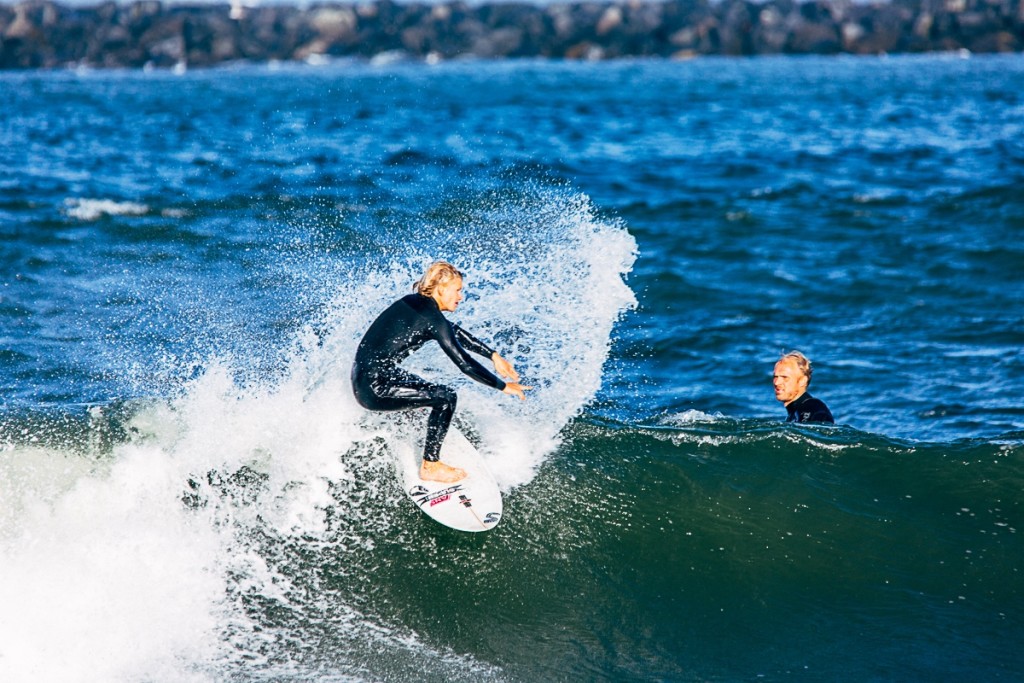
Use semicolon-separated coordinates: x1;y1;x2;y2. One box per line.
434;276;464;312
773;358;809;405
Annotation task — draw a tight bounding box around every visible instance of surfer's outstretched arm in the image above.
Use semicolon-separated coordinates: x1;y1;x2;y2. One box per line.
453;322;525;389
442;327;531;399
452;323;493;357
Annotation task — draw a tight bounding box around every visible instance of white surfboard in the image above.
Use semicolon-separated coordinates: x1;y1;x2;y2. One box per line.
399;427;502;532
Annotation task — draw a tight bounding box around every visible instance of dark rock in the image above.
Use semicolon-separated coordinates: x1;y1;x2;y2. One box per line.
0;0;1022;69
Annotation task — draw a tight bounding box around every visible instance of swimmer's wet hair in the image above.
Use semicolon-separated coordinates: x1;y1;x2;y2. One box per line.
415;261;463;297
779;350;813;382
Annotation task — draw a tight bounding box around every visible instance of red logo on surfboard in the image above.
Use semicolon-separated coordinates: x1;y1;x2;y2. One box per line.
430;495;450;506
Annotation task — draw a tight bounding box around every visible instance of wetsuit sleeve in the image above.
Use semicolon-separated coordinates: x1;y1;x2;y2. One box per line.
434;318;506;391
452;323;496;359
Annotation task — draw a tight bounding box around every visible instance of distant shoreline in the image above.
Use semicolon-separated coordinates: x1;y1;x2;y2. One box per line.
2;0;1022;69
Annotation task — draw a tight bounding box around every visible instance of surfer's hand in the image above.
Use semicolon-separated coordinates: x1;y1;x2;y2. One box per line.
492;352;520;382
502;382;531;400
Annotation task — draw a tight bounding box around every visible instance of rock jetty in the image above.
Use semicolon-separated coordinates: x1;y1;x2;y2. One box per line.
1;0;1022;69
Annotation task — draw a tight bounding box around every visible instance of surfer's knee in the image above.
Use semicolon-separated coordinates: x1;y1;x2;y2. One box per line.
430;384;457;413
442;386;457;411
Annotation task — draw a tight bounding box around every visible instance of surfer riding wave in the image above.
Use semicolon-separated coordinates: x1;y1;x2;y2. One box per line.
351;261;531;483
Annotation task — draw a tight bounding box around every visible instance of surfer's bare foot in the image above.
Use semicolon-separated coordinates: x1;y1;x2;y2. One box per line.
420;459;466;483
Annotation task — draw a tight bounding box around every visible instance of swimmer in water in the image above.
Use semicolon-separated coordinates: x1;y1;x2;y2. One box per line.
351;261;531;483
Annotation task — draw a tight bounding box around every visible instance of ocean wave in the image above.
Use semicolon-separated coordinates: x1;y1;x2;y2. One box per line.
2;396;1021;681
0;183;638;682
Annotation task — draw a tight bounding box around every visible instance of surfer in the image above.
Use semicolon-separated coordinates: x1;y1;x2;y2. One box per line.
351;261;531;483
772;350;834;424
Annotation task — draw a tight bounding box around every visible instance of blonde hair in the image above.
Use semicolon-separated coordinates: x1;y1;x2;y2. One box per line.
779;350;813;383
414;261;463;297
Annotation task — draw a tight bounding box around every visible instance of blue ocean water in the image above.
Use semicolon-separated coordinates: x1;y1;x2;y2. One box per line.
1;55;1022;681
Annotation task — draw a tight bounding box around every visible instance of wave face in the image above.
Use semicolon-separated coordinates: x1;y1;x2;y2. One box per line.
2;56;1023;681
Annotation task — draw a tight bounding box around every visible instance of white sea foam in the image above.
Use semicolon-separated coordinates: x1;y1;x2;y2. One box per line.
0;363;489;681
661;409;725;426
63;197;149;221
0;438;224;682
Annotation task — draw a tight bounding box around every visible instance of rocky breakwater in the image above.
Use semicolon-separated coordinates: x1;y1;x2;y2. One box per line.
1;0;1022;69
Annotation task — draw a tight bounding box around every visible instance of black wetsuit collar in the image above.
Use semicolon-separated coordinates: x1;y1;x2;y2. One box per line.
786;392;814;420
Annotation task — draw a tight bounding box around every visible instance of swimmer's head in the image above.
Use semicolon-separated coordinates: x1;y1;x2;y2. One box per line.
773;350;812;405
415;261;463;297
778;350;813;382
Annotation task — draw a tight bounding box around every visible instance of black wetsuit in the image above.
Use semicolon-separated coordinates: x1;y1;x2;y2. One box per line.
786;392;834;424
351;293;505;462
